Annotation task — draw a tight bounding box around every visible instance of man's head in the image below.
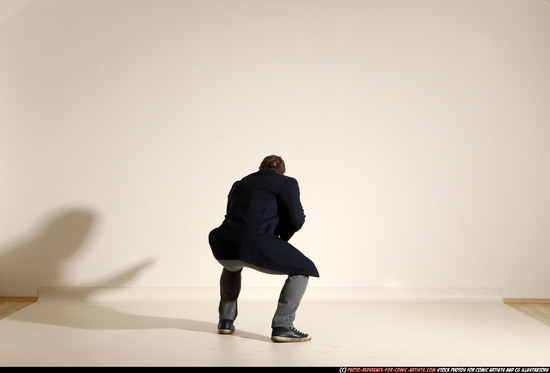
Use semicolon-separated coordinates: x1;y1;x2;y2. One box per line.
259;155;286;175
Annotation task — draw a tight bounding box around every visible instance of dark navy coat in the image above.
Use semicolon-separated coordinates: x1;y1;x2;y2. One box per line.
209;169;319;277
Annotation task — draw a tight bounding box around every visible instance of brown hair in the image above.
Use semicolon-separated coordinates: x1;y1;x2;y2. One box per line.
259;155;286;174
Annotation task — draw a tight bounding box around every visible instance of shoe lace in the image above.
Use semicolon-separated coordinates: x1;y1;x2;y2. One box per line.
290;327;307;336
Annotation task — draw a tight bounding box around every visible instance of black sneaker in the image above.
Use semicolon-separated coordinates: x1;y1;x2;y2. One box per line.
217;319;235;334
271;326;312;342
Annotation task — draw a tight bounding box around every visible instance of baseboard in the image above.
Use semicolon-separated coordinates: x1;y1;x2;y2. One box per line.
0;296;38;301
2;291;549;305
504;298;550;304
34;287;505;303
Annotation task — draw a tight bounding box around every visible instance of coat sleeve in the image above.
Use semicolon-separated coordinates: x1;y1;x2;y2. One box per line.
275;177;306;241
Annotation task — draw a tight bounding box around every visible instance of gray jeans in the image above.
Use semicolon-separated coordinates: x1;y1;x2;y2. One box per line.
217;259;309;328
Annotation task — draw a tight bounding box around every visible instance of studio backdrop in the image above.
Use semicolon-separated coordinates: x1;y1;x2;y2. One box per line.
1;0;549;298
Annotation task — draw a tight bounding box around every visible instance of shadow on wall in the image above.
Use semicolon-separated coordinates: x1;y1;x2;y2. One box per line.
0;207;155;297
1;208;270;342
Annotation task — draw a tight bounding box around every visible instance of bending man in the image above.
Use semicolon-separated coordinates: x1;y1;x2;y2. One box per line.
208;155;319;342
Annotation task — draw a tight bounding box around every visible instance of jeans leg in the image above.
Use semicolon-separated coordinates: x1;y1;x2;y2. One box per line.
218;267;242;321
272;275;309;328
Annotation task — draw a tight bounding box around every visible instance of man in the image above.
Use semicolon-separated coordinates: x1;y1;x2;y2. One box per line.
208;155;319;342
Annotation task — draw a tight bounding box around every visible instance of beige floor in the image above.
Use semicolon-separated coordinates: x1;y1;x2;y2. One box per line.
1;287;550;367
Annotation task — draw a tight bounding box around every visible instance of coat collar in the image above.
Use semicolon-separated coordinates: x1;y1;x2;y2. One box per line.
259;168;281;175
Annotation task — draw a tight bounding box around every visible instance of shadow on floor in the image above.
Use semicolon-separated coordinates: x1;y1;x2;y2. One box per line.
8;291;271;343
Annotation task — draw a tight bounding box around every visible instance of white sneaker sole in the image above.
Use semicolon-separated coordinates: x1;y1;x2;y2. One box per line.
271;334;312;342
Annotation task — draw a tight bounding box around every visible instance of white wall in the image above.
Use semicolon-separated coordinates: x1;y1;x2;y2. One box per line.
1;0;549;297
